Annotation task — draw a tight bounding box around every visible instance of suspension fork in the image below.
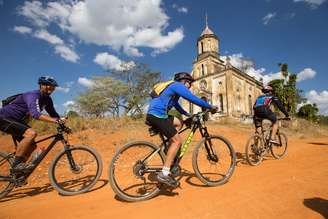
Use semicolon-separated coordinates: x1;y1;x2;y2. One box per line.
63;141;79;171
200;126;216;157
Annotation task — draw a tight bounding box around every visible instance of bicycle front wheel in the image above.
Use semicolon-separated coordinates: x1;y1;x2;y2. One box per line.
49;145;102;196
245;134;264;166
0;152;14;199
109;141;165;202
270;132;288;159
192;135;236;186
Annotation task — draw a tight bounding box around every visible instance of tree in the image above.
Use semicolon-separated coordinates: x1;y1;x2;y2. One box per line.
110;62;161;118
268;64;304;115
75;76;128;117
66;110;80;118
297;103;319;122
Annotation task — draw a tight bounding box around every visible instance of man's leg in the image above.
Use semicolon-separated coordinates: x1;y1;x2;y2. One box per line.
270;122;278;141
13;128;37;167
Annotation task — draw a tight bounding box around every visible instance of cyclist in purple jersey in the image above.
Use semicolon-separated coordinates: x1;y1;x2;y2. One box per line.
253;85;290;144
0;76;65;173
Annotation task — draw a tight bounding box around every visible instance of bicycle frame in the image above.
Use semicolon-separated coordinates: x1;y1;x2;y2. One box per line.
9;126;77;181
143;110;216;172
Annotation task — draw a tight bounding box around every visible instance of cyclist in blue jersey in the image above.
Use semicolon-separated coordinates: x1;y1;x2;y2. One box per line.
0;76;65;174
253;85;290;144
146;72;217;187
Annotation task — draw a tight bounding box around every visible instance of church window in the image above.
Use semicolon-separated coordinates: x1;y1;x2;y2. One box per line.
201;64;205;76
201;42;204;53
219;94;224;112
200;80;207;90
248;95;253;115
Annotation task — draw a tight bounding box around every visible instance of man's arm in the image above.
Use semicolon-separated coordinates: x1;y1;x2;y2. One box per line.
173;101;190;116
172;83;213;109
272;96;289;117
45;97;60;119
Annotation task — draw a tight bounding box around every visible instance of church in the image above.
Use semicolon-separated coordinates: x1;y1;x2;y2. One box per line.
181;18;263;119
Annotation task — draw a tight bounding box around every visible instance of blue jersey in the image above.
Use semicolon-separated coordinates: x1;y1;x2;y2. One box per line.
254;94;289;117
147;82;213;118
0;90;60;123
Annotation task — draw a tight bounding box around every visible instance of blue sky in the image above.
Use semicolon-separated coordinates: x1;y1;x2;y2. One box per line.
0;0;327;115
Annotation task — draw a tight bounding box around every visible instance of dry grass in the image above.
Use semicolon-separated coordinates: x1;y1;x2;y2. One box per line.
28;116;328;139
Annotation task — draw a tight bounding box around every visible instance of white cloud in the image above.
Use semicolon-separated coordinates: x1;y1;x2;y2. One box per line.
78;77;95;88
54;45;79;63
222;53;316;84
13;26;32;34
57;87;70;93
18;0;184;57
63;100;75;108
263;12;276;25
294;0;327;9
172;4;188;13
34;29;64;45
56;81;74;93
94;52;136;71
306;90;328;115
297;68;316;82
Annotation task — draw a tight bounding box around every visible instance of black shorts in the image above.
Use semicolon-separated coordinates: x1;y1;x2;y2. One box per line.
146;114;177;139
0;117;30;142
253;106;277;128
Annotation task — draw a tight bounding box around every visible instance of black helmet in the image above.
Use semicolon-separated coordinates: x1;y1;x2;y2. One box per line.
174;72;194;83
262;85;273;93
38;76;59;87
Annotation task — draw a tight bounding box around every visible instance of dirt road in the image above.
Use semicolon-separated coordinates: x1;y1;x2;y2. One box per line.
0;125;327;219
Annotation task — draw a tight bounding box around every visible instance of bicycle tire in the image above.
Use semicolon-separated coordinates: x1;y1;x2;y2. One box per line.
108;141;165;202
48;145;102;196
192;135;236;186
0;152;15;199
245;134;264;166
270;132;288;159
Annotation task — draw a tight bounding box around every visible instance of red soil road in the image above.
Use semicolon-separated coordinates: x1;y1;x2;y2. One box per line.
0;124;327;219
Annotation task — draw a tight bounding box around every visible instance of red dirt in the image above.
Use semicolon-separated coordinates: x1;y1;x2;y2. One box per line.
0;123;327;219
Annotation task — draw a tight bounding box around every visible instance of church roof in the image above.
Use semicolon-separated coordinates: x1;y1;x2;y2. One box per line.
201;25;214;35
201;14;215;36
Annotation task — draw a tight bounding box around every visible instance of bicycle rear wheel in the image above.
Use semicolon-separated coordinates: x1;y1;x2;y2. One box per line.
270;132;288;159
108;141;165;202
192;135;236;186
49;145;102;196
245;134;264;166
0;152;14;199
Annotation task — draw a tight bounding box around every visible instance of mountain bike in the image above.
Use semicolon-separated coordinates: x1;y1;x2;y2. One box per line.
109;109;236;202
0;123;103;199
245;118;290;166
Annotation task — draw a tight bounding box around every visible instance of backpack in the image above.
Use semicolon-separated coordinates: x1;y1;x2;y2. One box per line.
1;93;22;107
253;95;272;108
150;80;175;98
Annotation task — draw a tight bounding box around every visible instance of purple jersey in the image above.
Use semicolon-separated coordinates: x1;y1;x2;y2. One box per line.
0;90;60;123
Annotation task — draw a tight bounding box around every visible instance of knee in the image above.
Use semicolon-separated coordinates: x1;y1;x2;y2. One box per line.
170;134;182;146
24;129;37;139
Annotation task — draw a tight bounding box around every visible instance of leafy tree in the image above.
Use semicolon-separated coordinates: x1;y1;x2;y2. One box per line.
297;103;319;122
110;62;161;118
66;110;80;118
75;76;128;117
268;64;304;115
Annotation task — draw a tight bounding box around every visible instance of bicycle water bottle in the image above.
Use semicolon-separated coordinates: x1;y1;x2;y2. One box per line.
31;147;45;163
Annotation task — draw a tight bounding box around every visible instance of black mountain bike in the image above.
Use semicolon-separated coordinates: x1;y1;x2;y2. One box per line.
245;118;290;166
109;109;236;202
0;123;103;199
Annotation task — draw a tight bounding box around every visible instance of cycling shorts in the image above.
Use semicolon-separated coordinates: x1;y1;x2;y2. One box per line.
146;114;177;139
253;106;277;128
0;117;30;142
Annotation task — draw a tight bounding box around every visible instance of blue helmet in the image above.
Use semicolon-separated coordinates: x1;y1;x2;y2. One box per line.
38;76;58;87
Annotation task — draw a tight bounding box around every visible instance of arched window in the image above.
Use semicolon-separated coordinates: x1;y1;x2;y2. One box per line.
201;42;204;53
201;64;205;76
248;95;253;115
219;94;224;112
